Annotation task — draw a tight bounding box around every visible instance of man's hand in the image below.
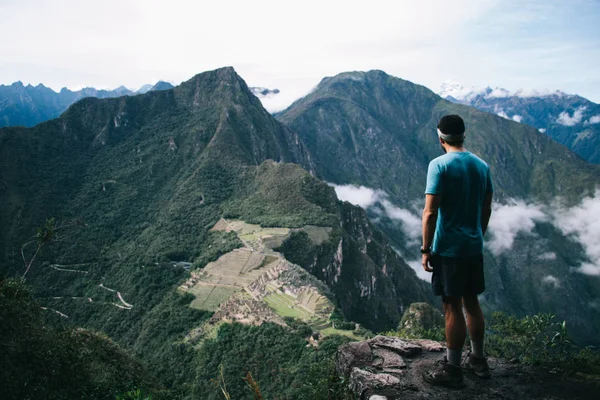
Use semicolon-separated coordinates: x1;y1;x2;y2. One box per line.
422;252;433;272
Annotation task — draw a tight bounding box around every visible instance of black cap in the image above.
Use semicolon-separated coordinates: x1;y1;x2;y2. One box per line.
437;115;465;136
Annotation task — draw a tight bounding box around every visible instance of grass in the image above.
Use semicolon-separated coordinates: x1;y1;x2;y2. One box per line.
320;326;362;340
265;292;312;320
301;226;332;245
188;285;239;311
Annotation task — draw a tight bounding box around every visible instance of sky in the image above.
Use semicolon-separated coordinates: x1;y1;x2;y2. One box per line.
1;0;599;110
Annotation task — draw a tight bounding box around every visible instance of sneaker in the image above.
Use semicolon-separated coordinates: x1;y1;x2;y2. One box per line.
422;357;465;389
463;353;491;379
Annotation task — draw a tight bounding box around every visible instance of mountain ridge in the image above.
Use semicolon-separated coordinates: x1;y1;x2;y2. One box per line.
0;79;177;128
439;81;600;163
277;69;600;344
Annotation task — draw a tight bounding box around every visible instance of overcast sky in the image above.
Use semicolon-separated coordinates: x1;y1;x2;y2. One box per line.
1;0;599;110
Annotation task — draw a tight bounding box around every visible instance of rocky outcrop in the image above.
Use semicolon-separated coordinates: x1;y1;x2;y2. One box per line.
398;302;444;332
337;336;597;400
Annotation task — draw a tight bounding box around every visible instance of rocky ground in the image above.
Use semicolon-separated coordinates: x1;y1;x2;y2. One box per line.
337;336;599;400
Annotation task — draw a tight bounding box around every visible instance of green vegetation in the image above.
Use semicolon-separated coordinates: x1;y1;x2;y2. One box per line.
0;278;157;400
277;69;600;344
192;322;352;400
486;311;600;374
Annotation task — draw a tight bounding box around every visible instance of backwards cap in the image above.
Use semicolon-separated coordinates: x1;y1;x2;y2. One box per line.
437;114;465;143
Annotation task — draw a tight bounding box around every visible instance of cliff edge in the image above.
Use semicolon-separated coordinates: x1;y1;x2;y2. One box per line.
336;336;598;400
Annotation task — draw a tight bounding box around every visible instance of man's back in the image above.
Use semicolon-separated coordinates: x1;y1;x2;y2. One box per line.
425;151;493;257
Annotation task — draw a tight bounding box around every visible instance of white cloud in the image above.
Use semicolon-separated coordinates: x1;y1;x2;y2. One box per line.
439;83;570;102
330;184;422;246
487;200;548;255
379;200;421;246
407;259;431;282
538;252;557;260
331;184;600;278
539;128;547;133
487;87;512;98
329;184;385;209
586;115;600;125
512;115;523;123
438;80;486;101
556;106;586;126
542;275;560;288
497;110;510;120
552;190;600;276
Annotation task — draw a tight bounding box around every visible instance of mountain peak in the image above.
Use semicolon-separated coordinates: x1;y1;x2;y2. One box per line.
150;81;174;91
439;80;571;101
319;70;391;88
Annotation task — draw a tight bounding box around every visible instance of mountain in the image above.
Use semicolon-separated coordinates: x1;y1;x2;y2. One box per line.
439;82;600;164
150;80;174;91
136;83;155;94
0;67;433;397
0;80;177;128
277;70;600;344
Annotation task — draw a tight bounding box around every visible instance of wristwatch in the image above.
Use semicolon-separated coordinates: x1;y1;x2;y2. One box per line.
420;246;431;254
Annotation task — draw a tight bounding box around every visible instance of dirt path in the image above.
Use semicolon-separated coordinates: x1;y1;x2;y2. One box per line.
40;307;69;318
50;264;89;273
99;283;133;309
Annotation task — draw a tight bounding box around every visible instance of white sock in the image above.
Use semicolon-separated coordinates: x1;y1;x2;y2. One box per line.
447;348;462;366
470;340;484;358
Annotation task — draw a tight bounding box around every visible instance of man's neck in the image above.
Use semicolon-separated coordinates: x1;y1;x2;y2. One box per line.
445;145;466;153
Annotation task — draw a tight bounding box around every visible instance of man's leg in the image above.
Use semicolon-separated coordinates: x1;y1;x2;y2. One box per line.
463;295;485;358
443;296;466;366
462;294;491;378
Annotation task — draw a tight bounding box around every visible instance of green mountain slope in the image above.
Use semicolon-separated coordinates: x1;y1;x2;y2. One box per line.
0;67;432;395
0;279;157;400
277;70;600;344
277;70;599;204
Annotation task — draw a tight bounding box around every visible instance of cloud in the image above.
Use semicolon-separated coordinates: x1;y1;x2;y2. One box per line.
512;115;523;123
497;110;510;120
329;184;385;209
407;259;432;282
537;252;557;260
542;275;560;288
330;184;422;245
487;200;548;255
556;106;586;126
552;190;600;276
379;199;421;245
331;184;600;277
586;115;600;125
539;128;547;133
440;83;571;102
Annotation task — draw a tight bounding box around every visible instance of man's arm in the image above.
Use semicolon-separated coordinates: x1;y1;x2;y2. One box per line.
481;192;493;236
422;194;441;272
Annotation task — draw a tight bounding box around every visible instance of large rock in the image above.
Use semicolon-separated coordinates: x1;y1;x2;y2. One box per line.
336;336;598;400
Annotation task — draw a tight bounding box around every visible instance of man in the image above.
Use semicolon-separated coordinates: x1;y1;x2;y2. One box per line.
420;114;493;388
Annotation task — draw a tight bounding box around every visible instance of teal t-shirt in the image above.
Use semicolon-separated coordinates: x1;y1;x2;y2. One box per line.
425;151;493;257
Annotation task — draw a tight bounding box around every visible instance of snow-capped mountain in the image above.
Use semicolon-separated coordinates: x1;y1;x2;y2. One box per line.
439;81;600;163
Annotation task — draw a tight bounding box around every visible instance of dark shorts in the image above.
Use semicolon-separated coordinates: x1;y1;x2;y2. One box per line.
431;253;485;299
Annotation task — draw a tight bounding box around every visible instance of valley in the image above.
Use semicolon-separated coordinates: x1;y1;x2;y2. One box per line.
180;218;358;341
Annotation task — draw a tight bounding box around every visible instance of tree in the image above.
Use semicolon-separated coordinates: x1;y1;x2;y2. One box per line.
21;217;84;278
